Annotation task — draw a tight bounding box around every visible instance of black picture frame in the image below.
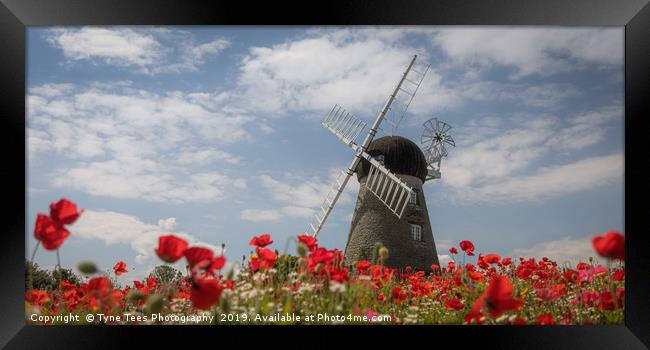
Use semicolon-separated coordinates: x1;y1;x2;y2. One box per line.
1;0;648;348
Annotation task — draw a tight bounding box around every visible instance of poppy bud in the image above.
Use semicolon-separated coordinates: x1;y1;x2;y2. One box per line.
296;243;308;257
77;261;98;274
144;294;164;315
226;268;235;281
379;247;389;260
127;290;146;304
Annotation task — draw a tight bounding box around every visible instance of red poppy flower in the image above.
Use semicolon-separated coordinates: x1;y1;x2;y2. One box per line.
469;275;522;318
210;255;226;270
297;235;318;252
34;214;70;250
477;254;490;269
501;258;512;266
113;261;128;275
184;247;214;268
249;256;261;272
468;270;484;281
536;314;554;325
133;280;149;295
249;233;273;248
598;291;622;310
459;240;475;256
190;275;223;310
88;277;112;296
256;247;277;269
60;279;77;290
391;287;407;303
464;308;485;324
26;290;51;306
449;247;458;254
592;231;625;260
356;260;371;274
49;198;83;225
430;264;439;271
576;262;590;270
612;269;625;281
483;254;501;264
563;270;579;283
445;298;464;310
155;235;189;263
308;247;336;270
146;277;158;289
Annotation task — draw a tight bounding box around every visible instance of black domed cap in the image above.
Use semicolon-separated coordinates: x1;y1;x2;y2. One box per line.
355;136;428;182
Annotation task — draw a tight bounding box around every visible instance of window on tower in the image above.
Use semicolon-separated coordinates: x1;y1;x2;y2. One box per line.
410;224;422;241
409;190;417;205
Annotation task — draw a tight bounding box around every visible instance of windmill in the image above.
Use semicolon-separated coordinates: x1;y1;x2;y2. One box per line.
421;118;456;181
306;55;455;271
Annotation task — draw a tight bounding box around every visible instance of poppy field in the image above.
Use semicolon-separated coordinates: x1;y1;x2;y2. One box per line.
26;199;625;325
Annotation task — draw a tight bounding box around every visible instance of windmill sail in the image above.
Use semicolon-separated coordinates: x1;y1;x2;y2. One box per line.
322;104;367;146
357;150;414;218
307;55;421;237
381;61;431;135
421;118;455;181
307;169;354;237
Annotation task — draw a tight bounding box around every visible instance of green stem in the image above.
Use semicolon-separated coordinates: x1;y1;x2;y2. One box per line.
27;241;41;292
56;248;61;269
607;259;619;310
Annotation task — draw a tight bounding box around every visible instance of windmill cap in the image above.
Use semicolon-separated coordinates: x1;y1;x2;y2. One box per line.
355;135;428;182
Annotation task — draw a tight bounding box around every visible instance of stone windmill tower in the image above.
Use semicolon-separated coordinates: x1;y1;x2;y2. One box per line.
305;55;455;272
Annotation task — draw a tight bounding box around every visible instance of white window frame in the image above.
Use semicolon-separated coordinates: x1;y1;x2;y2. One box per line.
409;191;417;204
410;224;422;241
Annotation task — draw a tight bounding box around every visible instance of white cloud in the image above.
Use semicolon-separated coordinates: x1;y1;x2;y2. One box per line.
240;168;360;223
45;27;230;75
157;218;177;231
258;174;331;208
435;239;452;251
176;149;241;165
280;206;316;219
550;105;622;151
445;81;580;111
53;161;232;203
437;254;451;266
519;84;580;108
259;123;274;135
234;27;618;124
27;128;52;160
239;206;316;223
453;153;623;203
512;235;607;266
237;29;456;117
442;106;623;202
444;115;557;188
72;210;222;263
433;27;623;79
233;179;247;189
28;83;251;203
29;83;75;98
240;209;283;222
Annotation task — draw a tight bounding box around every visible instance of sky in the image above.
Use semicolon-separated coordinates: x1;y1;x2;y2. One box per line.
26;26;624;282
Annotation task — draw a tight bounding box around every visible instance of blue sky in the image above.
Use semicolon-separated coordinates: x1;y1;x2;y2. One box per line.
26;27;624;281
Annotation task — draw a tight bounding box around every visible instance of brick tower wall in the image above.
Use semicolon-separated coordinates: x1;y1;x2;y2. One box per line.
344;174;440;272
